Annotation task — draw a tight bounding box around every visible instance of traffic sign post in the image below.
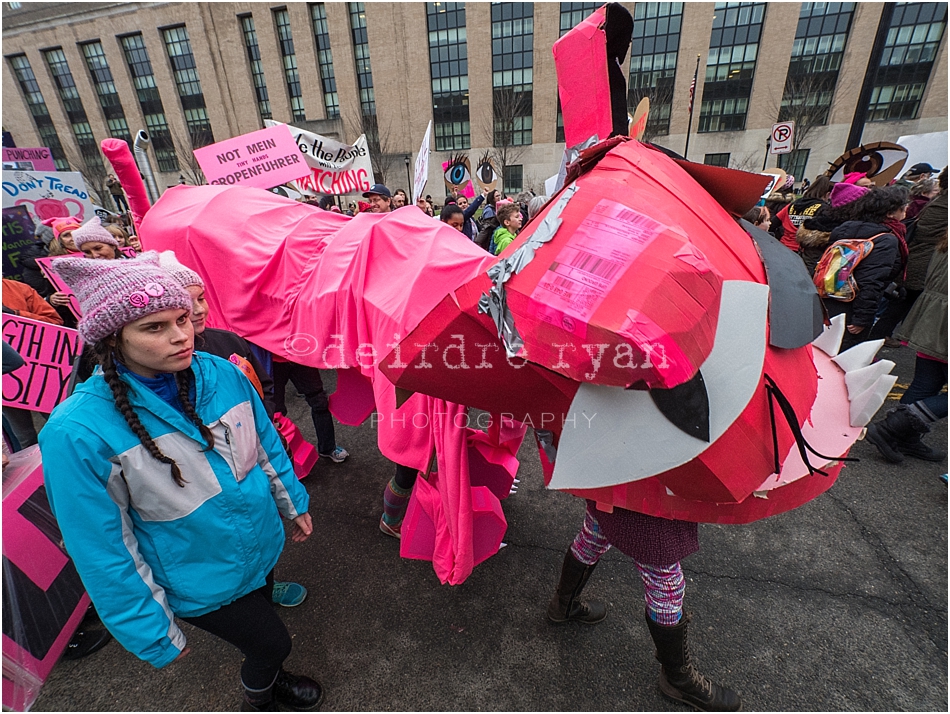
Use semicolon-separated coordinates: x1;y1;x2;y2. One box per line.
770;121;795;155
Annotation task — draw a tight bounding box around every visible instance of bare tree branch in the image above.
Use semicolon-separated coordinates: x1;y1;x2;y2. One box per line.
62;143;113;211
482;88;531;193
768;72;838;155
627;76;675;143
345;109;399;187
168;123;206;185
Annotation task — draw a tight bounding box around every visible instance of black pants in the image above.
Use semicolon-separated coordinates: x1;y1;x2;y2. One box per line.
272;361;336;454
394;463;419;490
182;571;291;690
869;289;922;341
111;192;129;212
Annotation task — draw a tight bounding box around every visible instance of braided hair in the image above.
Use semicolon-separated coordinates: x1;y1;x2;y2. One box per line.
94;338;214;487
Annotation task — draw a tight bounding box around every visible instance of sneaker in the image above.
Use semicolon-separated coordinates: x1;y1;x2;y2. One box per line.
272;581;308;607
320;446;349;463
379;516;402;539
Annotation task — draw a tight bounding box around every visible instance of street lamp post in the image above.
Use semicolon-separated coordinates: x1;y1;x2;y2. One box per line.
404;155;412;201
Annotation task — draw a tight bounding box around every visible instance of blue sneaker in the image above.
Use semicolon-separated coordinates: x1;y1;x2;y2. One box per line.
321;446;349;463
272;581;307;607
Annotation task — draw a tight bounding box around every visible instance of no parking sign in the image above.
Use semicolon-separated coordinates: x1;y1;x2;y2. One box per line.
770;121;795;154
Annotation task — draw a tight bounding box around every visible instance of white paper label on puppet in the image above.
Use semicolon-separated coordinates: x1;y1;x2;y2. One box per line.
530;199;664;335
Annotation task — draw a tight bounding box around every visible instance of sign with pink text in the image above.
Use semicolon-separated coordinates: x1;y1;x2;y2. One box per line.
194;124;309;189
2;314;83;413
1;171;95;226
266;120;375;196
34;256;81;319
2;147;56;171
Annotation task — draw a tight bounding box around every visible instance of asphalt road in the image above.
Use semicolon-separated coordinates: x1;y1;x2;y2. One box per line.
31;343;948;712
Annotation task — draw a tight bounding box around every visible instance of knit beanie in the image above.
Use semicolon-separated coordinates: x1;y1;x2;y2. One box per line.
830;182;869;208
42;216;82;239
72;216;121;249
158;250;204;289
842;172;868;185
50;251;193;343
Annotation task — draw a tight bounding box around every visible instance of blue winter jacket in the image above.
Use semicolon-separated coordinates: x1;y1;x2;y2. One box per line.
39;352;309;669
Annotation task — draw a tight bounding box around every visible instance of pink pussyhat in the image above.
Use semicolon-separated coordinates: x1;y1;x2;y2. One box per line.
72;216;120;249
158;250;204;289
842;172;868;185
830;182;869;208
50;251;192;343
42;216;82;239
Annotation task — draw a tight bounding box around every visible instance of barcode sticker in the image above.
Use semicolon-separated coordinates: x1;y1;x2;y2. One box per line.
529;199;665;333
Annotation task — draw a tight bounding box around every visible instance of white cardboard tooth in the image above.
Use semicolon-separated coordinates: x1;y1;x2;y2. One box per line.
849;374;898;427
845;360;896;398
832;338;884;373
811;314;846;357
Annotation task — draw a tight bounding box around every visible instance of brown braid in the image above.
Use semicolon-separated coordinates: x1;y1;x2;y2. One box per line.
93;340;188;487
174;369;215;452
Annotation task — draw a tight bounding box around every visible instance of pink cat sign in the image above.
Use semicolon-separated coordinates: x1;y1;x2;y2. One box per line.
194;125;309;190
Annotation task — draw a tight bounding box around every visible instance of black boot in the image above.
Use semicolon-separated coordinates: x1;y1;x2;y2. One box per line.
896;430;946;462
645;612;741;712
866;405;930;463
274;669;324;711
547;551;607;624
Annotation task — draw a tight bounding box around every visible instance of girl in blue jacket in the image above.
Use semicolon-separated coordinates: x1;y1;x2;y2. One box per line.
39;253;322;712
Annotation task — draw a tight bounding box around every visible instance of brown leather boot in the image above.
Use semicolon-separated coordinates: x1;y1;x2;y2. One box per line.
645;611;741;712
546;551;607;624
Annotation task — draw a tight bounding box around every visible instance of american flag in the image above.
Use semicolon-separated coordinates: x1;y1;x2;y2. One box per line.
687;76;696;114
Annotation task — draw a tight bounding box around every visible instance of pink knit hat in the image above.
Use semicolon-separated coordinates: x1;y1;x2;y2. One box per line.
842;172;868;185
72;216;120;249
50;251;192;343
830;182;869;208
42;216;82;239
158;250;204;289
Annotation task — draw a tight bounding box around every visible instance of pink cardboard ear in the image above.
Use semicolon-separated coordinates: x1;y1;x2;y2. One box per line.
554;3;633;148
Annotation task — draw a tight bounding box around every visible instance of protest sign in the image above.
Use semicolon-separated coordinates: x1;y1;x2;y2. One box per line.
1;171;95;226
2;206;36;281
194;124;309;189
2;147;56;171
413;120;432;202
266;120;375;196
34;256;81;320
2;315;82;413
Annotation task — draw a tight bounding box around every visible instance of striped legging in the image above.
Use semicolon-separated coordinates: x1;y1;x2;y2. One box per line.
569;508;685;626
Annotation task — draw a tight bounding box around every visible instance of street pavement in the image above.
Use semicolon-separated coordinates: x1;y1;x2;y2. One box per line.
32;344;947;712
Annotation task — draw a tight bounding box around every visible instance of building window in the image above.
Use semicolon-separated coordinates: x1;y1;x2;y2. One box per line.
777;148;809;180
43;48;103;168
427;2;470;151
628;2;684;137
162;26;214;148
491;2;533;147
6;54;69;169
80;41;133;147
240;15;272;123
274;8;306;121
868;2;947;122
704;152;730;167
503;164;523;194
556;2;599;142
780;3;855;130
120;33;179;172
348;2;376;117
698;2;766;133
310;3;340;119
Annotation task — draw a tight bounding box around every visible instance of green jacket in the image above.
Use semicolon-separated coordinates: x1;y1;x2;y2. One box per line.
491;226;517;255
895;247;947;361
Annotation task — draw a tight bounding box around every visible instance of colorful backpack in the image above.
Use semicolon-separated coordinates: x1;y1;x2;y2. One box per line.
813;235;883;301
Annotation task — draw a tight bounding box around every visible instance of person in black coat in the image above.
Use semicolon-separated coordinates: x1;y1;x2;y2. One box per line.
822;185;908;351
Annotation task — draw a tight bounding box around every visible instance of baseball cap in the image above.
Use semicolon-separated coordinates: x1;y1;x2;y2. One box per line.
909;163;935;175
362;184;392;198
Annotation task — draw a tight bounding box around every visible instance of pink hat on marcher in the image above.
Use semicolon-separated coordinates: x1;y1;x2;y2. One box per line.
842;172;868;185
830;182;869;208
50;251;192;343
72;216;121;249
42;216;82;239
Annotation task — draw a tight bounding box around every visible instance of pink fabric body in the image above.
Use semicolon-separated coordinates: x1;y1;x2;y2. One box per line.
140;187;498;583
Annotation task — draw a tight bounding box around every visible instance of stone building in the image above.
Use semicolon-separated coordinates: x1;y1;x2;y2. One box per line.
2;1;947;202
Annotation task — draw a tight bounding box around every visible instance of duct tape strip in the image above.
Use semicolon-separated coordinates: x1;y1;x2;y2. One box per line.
478;184;578;357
